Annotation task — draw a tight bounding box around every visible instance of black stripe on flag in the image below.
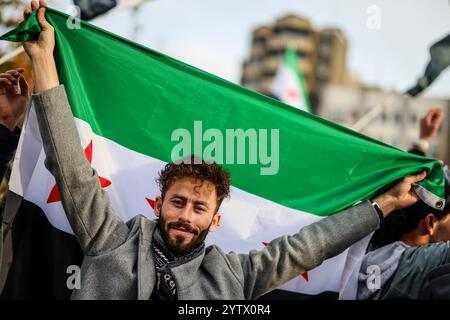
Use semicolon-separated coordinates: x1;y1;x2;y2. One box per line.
1;199;83;300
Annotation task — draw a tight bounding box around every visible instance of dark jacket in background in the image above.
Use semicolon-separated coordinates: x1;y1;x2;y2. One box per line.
0;124;20;183
421;262;450;299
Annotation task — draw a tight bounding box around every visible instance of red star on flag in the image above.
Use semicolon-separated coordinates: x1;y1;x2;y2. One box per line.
286;88;299;100
262;241;309;281
146;197;155;210
47;140;111;203
146;197;159;218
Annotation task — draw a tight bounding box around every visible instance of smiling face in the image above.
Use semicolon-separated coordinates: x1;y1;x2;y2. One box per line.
154;177;221;256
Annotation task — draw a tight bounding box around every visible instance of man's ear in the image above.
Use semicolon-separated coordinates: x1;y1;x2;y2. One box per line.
208;213;222;232
423;213;437;235
154;196;162;217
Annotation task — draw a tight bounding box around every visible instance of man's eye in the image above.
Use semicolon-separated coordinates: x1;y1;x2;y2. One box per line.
172;200;183;207
195;207;206;213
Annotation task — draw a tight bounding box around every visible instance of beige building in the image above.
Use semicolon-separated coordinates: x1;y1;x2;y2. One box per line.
317;84;450;163
241;15;357;111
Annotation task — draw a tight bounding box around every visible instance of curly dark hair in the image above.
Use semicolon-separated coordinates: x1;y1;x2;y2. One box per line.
370;182;450;248
156;155;231;211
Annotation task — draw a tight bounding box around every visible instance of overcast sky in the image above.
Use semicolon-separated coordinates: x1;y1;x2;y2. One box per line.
53;0;450;99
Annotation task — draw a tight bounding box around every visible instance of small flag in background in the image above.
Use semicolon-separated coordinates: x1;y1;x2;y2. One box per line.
271;47;311;112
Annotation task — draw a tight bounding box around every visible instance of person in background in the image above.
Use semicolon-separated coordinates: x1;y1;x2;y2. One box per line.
358;182;450;299
0;68;28;212
0;68;28;183
409;108;443;157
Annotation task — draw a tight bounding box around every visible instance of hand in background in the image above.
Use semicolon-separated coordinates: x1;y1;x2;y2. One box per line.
0;68;29;131
420;108;443;142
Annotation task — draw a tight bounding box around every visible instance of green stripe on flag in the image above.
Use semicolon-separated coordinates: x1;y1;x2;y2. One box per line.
1;8;446;216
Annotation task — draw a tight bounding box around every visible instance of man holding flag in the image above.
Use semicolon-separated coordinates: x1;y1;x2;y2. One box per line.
0;0;432;300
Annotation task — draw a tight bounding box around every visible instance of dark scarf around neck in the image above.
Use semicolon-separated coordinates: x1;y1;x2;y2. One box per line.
150;226;205;300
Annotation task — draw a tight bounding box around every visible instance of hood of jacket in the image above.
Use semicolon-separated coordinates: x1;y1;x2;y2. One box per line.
357;241;409;299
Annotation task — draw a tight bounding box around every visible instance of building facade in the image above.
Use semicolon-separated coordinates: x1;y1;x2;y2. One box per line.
241;15;357;111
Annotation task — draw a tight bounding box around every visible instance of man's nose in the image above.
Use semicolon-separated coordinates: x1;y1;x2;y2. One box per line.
178;204;194;223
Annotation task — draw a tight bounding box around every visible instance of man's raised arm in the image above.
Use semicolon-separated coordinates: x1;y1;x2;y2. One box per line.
22;1;129;255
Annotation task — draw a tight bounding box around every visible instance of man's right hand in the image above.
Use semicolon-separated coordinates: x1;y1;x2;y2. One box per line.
21;0;59;93
22;0;55;60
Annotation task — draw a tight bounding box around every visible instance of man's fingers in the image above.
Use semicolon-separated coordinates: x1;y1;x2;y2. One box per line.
23;7;31;21
6;69;21;78
39;0;47;7
19;76;29;97
404;171;427;184
426;108;443;124
0;72;15;80
0;70;25;94
0;78;13;87
31;0;39;11
2;69;23;79
37;7;52;30
434;113;444;124
429;107;442;114
0;73;17;83
0;79;18;95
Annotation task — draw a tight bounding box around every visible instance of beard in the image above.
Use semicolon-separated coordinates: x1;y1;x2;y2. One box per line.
158;212;211;257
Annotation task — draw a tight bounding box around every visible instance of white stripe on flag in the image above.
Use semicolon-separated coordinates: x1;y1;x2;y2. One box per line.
271;64;308;112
